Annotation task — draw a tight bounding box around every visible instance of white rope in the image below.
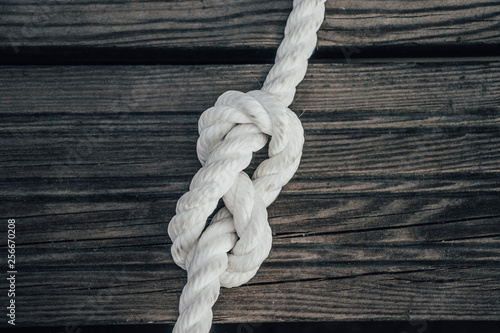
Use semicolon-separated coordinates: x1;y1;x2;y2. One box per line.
168;1;326;332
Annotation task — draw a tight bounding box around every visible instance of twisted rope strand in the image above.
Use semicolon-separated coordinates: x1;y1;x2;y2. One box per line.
168;1;326;332
262;0;326;106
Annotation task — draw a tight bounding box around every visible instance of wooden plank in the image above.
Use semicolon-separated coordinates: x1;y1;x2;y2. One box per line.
0;62;499;326
1;0;499;61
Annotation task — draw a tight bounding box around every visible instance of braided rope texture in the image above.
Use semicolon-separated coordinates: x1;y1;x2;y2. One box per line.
168;1;326;332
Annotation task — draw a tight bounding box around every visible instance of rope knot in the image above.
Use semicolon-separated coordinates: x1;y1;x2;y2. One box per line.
169;1;326;331
168;88;304;279
167;88;304;332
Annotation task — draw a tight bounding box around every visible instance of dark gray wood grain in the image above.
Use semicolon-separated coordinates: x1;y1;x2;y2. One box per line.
1;0;499;56
0;62;499;326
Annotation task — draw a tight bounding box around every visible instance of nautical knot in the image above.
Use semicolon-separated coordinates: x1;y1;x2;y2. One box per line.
168;1;326;332
168;90;304;332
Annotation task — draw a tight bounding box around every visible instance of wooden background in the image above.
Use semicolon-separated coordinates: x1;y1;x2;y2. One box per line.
0;0;499;328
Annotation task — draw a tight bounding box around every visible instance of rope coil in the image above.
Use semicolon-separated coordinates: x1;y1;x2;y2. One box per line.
168;1;326;332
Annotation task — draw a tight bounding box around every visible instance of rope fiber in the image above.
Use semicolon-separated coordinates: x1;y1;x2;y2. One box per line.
168;1;327;332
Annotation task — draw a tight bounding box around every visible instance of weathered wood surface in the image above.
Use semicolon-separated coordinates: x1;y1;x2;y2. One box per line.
1;0;499;61
0;62;499;326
